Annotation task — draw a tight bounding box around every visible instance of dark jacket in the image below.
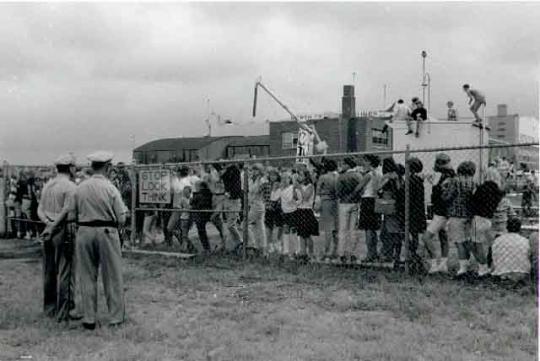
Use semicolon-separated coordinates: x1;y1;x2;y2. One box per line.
222;164;242;200
472;181;503;218
15;179;28;203
410;174;427;234
431;169;455;217
190;189;213;223
337;171;362;203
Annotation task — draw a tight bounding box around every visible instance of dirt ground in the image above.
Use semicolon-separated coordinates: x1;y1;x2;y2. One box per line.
0;238;537;361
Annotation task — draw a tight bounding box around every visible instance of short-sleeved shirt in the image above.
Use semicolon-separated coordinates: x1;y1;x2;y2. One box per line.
70;174;127;223
492;233;531;276
317;172;338;200
411;107;427;121
39;175;77;222
393;103;411;121
469;89;486;103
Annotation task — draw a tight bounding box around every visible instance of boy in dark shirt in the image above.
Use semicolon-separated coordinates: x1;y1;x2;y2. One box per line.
471;180;503;276
191;181;213;255
407;101;427;137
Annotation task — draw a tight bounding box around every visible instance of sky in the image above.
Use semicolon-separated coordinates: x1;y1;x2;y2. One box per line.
0;2;539;165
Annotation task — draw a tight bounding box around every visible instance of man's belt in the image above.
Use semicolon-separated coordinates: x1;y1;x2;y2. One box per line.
77;220;118;228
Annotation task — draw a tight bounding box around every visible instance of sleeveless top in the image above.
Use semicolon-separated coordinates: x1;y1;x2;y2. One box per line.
298;184;314;209
362;170;378;198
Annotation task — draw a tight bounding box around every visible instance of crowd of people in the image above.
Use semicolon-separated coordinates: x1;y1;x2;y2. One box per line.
137;153;537;283
5;164;132;240
2;149;537;331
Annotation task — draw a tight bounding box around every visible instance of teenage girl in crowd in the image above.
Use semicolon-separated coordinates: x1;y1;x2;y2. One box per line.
295;168;319;262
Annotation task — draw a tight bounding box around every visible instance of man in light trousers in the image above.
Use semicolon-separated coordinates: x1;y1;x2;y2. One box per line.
69;151;128;330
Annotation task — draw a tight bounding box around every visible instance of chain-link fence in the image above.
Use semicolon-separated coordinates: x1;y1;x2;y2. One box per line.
1;143;538;284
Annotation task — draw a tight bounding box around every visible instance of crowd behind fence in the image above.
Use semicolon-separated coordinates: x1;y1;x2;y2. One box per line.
1;143;539;284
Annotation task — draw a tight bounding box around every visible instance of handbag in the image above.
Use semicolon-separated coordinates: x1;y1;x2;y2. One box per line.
374;197;396;215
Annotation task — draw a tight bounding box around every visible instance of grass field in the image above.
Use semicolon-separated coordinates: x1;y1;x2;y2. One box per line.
0;238;537;361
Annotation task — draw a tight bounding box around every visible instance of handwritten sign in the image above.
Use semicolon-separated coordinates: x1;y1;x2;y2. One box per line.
139;170;171;204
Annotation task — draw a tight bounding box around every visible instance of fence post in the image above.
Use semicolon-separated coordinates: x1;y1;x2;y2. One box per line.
242;161;249;260
404;144;411;264
130;162;137;247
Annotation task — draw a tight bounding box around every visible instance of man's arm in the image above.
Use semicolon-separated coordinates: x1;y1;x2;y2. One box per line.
467;90;474;104
111;186;128;226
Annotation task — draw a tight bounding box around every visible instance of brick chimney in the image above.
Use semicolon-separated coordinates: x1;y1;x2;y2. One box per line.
342;85;356;119
343;85;357;152
497;104;507;117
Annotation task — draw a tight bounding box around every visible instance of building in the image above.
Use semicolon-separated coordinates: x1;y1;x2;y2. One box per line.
133;136;270;164
488;104;539;170
268;85;393;163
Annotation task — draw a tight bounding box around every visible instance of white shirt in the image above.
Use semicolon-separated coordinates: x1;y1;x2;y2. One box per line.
298;184;314;209
280;185;301;214
492;233;531;276
393;103;411;121
362;169;380;198
172;176;194;208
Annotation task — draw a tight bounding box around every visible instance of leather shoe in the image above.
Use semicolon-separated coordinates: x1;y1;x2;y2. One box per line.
82;323;96;330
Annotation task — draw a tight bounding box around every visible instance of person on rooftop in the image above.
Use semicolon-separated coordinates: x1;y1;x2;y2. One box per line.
462;84;486;125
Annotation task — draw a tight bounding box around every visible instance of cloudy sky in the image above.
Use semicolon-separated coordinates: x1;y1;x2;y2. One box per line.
0;2;538;164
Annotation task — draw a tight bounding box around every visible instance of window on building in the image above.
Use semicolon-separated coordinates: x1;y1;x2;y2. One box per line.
498;121;506;126
372;129;389;146
497;135;506;139
282;132;298;149
497;127;506;132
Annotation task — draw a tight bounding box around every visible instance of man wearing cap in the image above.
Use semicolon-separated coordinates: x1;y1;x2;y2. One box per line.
38;154;81;321
422;153;455;274
69;151;128;329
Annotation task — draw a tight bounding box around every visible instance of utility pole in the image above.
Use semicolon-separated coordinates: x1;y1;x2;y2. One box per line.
421;50;427;106
383;84;387;109
205;98;211;137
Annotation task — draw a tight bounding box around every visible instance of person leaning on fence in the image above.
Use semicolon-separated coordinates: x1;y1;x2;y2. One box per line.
246;163;268;257
423;153;455;274
14;170;29;239
337;157;362;265
38;154;82;322
470;180;504;277
354;154;382;264
295;168;319;262
221;163;243;253
264;167;283;255
406;157;427;261
208;164;227;252
378;157;405;266
317;159;339;263
190;181;214;256
491;218;532;284
441;161;476;277
280;171;301;260
68;151;128;330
